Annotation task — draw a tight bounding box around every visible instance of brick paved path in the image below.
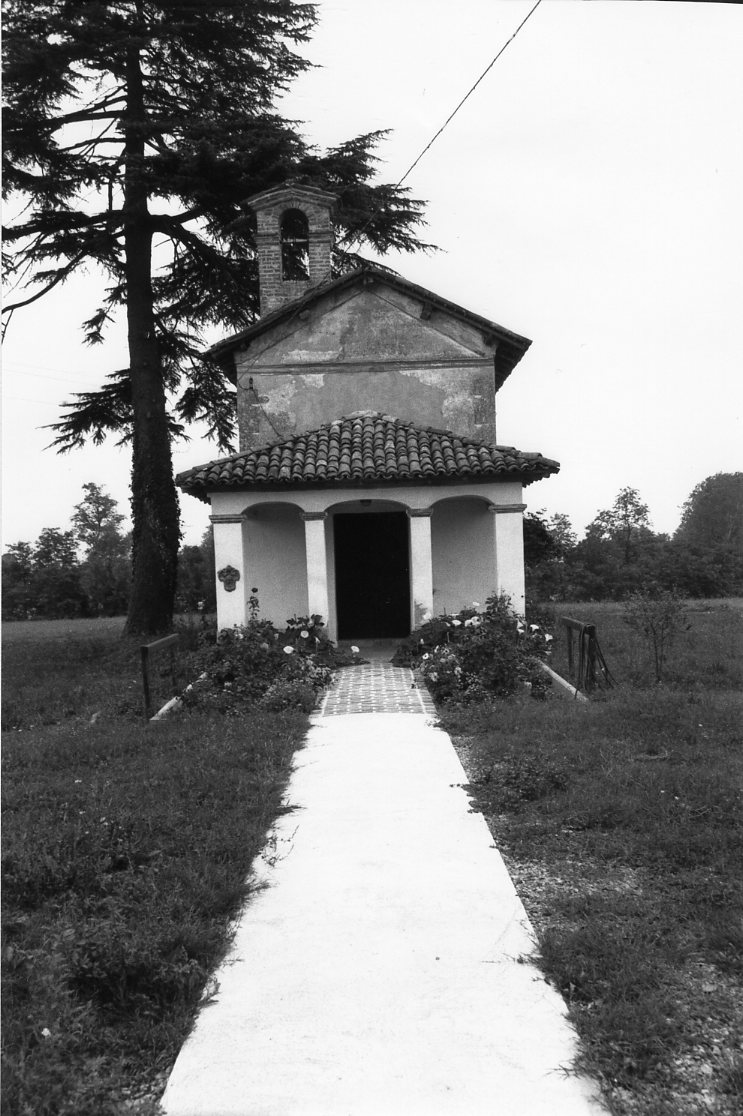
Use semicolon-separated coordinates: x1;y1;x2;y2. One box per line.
320;661;436;716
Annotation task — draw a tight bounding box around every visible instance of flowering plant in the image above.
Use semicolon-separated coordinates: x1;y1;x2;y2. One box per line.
284;613;329;654
397;592;553;703
184;601;336;714
419;645;464;702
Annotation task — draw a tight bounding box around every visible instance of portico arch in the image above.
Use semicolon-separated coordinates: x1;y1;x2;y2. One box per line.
325;497;412;640
430;495;495;616
243;502;308;626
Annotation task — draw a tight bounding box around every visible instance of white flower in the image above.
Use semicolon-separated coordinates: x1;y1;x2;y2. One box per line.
516;622;525;633
451;619;462;627
530;624;540;632
544;634;554;643
351;645;360;654
41;1027;52;1040
422;653;430;660
300;629;309;638
283;645;294;654
430;672;439;682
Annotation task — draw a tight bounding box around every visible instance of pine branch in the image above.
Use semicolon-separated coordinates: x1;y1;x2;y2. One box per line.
46;369;186;452
2;252;86;314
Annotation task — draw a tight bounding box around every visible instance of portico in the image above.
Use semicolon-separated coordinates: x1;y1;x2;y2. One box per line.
183;414;552;640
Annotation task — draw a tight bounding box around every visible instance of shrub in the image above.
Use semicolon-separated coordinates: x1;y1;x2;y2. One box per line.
400;593;553;703
418;645;463;703
623;584;690;683
183;607;336;715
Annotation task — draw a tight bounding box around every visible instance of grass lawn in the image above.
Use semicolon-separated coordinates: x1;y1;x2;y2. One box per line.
444;600;743;1116
1;619;307;1116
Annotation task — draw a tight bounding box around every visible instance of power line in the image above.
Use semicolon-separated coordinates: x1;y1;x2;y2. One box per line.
339;0;544;256
3;364;96;386
264;2;544;324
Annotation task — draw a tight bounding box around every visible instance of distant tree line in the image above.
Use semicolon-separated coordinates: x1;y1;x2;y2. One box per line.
2;483;215;621
525;473;743;602
3;473;741;621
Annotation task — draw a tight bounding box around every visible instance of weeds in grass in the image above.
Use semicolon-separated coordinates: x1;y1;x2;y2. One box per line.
2;626;307;1114
444;680;743;1113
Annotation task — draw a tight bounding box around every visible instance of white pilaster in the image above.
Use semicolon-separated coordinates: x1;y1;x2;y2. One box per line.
302;512;330;624
408;509;434;628
210;513;248;630
489;503;526;617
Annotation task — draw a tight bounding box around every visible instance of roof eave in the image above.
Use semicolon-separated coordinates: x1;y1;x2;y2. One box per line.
178;464;559;503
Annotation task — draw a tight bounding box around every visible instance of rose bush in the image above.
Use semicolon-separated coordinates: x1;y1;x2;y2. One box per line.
398;593;553;704
183;606;336;715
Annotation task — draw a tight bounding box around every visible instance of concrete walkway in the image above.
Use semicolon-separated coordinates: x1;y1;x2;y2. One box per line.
162;663;602;1116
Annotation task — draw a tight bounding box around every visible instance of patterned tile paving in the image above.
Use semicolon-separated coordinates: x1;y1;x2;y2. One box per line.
320;661;437;717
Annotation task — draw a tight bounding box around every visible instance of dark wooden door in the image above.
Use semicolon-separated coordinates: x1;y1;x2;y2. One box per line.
334;512;410;639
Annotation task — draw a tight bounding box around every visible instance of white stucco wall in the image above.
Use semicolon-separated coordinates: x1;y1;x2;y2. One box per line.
210;482;527;634
432;498;495;615
209;481;523;519
244;504;308;627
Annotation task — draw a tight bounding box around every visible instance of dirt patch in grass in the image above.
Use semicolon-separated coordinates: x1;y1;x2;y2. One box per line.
2;623;308;1115
445;688;743;1116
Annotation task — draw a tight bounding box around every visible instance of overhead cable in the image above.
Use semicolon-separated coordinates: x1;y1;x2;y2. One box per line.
339;0;544;255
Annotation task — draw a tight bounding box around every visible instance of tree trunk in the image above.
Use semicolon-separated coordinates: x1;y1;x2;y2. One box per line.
123;39;180;637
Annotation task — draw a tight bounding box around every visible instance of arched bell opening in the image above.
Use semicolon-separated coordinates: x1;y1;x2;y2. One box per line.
280;208;310;281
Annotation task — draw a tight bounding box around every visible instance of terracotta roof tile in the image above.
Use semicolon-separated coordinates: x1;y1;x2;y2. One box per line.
176;413;560;501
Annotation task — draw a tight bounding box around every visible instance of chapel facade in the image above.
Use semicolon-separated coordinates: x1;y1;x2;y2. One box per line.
177;183;559;639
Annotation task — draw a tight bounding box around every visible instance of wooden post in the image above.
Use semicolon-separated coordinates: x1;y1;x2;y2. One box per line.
141;633;179;720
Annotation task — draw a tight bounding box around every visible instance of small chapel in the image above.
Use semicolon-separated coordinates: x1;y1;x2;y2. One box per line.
177;183;559;640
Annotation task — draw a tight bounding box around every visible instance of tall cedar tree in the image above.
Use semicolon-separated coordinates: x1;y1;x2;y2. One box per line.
3;0;430;634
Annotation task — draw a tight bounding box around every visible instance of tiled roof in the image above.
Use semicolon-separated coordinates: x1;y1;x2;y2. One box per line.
177;413;559;501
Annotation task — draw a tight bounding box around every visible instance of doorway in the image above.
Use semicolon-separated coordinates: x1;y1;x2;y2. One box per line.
334;511;410;639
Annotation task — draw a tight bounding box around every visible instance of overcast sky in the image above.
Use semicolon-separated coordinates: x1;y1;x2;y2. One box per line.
3;0;742;549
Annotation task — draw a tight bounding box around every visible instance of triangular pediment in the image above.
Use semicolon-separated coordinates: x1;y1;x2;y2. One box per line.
249;285;492;367
210;266;531;389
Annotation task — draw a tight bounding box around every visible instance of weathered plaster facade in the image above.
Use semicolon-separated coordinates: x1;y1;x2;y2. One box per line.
234;282;498;450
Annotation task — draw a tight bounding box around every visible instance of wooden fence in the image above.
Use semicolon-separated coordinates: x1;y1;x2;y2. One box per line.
559;617;616;695
140;633;180;719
